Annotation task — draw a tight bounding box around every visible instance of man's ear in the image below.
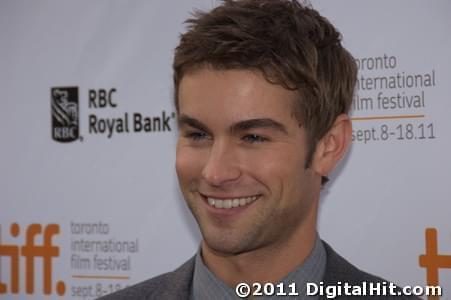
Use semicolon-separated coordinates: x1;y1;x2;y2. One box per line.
312;114;352;177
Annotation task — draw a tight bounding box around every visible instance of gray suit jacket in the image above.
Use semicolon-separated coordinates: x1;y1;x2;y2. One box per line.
99;242;419;299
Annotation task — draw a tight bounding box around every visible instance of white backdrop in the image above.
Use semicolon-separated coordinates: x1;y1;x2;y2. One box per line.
1;0;450;299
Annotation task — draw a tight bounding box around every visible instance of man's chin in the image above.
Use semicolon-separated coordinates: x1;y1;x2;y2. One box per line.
201;233;248;256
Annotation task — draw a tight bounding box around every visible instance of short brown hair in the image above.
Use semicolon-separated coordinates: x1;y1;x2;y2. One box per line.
173;0;357;175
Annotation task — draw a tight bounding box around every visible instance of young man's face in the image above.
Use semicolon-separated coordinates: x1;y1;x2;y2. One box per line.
176;68;322;255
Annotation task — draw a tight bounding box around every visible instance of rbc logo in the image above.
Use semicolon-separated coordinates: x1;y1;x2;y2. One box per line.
51;87;79;142
0;223;65;296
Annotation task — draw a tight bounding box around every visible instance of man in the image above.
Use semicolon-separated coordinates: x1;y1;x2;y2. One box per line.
102;0;418;299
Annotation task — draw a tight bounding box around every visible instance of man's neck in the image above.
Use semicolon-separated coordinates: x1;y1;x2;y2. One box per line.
200;220;317;288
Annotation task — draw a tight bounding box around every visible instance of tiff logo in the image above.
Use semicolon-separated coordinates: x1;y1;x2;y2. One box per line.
419;228;451;300
0;223;65;295
51;86;79;142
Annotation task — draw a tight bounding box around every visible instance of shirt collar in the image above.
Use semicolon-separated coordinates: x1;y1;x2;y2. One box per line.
191;236;326;300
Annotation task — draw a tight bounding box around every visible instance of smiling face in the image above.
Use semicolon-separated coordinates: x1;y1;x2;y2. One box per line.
176;67;322;256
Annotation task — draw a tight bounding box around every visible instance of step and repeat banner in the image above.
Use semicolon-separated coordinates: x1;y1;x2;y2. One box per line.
1;0;450;299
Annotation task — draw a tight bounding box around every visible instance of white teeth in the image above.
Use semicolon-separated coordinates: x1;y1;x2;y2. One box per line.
223;199;232;209
214;200;223;208
207;196;258;209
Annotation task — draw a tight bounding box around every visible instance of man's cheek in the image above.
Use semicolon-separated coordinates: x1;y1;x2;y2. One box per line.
176;149;205;180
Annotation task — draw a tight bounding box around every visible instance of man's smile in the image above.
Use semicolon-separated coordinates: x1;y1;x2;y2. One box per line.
203;194;260;209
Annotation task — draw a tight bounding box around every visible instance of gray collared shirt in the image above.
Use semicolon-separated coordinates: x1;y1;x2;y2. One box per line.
190;237;326;300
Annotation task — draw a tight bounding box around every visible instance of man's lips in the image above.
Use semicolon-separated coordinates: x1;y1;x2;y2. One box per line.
200;194;261;210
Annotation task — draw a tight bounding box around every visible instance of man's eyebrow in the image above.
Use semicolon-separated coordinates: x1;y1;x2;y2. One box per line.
177;114;210;133
177;115;288;135
231;118;288;134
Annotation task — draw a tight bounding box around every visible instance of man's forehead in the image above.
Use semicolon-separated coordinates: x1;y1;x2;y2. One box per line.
179;68;298;108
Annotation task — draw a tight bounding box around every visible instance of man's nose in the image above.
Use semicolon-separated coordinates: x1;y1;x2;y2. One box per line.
201;140;241;187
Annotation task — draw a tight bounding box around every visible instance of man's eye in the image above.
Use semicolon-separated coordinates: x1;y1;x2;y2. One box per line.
242;134;268;143
184;131;209;141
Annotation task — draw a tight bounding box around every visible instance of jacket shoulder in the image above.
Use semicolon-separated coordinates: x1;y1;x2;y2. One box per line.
322;241;420;299
97;256;195;300
323;241;384;284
